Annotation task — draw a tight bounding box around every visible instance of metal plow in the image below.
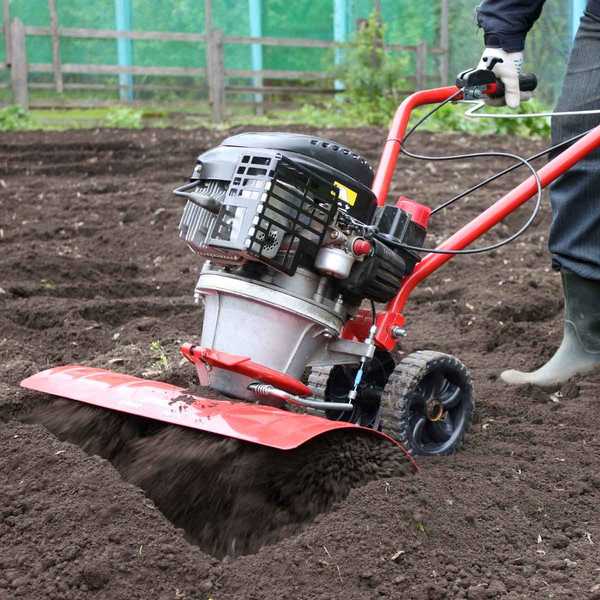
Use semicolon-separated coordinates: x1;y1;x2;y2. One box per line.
21;365;415;461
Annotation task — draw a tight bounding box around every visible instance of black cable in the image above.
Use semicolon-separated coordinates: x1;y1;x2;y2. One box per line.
399;151;541;255
370;300;376;327
401;89;463;144
388;91;544;255
430;128;590;215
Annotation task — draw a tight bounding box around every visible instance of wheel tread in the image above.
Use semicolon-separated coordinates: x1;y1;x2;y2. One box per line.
380;350;474;456
307;366;333;400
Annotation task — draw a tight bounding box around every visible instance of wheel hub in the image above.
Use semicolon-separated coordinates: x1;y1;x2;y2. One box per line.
425;399;445;422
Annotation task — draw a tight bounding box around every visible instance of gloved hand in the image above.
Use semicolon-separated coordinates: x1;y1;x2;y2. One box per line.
477;48;523;108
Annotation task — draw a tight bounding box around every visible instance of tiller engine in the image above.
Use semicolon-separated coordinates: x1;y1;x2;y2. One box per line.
175;133;427;411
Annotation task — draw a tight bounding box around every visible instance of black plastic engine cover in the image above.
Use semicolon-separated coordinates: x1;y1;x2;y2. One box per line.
339;239;408;304
192;132;377;223
223;132;374;187
338;206;427;304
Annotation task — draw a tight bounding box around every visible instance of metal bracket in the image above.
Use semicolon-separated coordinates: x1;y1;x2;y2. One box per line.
462;85;486;101
306;337;375;368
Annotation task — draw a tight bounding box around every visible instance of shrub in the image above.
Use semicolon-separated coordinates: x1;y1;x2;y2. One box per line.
0;105;37;131
104;107;143;129
332;13;411;126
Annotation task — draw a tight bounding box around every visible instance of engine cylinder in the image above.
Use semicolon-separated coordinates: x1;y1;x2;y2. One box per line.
196;269;344;400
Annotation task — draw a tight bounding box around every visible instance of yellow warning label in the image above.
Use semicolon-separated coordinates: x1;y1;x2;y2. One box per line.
333;181;358;207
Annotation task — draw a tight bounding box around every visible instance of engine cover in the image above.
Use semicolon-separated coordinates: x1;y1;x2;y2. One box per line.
191;132;377;223
176;131;426;306
179;152;340;275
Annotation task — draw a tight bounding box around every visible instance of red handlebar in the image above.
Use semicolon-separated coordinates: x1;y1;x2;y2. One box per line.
365;85;600;350
372;86;460;205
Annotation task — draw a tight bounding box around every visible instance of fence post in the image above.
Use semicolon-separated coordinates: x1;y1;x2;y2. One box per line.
333;0;348;91
207;28;225;122
204;0;212;31
10;18;28;109
3;0;10;66
439;0;449;85
415;41;427;91
115;0;134;102
248;0;264;115
48;0;63;93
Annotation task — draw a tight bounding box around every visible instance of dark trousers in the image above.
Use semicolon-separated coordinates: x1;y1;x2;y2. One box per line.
549;11;600;280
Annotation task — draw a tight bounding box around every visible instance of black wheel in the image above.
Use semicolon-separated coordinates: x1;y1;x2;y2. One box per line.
379;350;474;456
308;350;396;428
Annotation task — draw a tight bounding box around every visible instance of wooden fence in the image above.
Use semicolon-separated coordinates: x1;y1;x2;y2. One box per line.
2;7;449;122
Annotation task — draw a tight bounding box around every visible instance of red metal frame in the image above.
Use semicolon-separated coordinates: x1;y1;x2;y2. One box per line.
180;343;312;397
344;85;600;350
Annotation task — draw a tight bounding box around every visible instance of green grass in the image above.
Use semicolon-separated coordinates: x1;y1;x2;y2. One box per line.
0;105;39;131
0;104;211;130
0;96;551;138
226;98;551;138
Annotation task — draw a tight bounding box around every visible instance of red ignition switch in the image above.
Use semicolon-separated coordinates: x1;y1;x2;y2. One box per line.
352;238;372;256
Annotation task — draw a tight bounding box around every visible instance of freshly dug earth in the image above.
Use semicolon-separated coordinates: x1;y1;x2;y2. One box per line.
1;127;600;600
25;400;412;558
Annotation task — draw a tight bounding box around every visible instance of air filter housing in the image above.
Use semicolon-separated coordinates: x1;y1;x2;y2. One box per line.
178;132;378;275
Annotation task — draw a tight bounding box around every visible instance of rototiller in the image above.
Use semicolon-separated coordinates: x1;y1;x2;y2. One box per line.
22;68;600;457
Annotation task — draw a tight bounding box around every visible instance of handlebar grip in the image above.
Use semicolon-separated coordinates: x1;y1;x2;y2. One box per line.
518;73;538;92
490;73;538;98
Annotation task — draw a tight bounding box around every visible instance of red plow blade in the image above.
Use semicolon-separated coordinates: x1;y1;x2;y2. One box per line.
21;366;413;458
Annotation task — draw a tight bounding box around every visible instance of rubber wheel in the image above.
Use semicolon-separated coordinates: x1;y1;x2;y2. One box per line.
379;350;474;456
308;350;395;428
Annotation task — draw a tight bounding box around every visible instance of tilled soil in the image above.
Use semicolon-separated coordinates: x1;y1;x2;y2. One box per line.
1;127;599;600
25;400;412;559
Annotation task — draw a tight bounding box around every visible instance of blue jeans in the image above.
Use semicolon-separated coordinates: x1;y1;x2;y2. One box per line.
549;11;600;280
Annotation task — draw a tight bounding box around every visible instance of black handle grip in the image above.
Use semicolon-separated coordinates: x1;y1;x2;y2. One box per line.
519;73;538;92
490;73;538;98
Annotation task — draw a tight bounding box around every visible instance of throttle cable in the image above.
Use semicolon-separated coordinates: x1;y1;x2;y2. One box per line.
383;89;544;255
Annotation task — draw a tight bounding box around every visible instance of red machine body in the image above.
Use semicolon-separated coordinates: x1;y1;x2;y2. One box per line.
179;343;312;397
21;83;600;453
21;365;416;460
357;85;600;350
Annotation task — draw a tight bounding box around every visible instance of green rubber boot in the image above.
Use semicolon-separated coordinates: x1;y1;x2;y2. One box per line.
501;270;600;387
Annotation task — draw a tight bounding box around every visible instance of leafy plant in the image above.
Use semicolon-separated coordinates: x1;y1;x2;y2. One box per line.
149;340;170;372
0;106;38;131
331;13;411;126
410;97;551;139
104;107;144;129
487;99;551;138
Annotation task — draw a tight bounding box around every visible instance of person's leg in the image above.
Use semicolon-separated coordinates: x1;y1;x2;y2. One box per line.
501;270;600;386
549;11;600;278
501;11;600;387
